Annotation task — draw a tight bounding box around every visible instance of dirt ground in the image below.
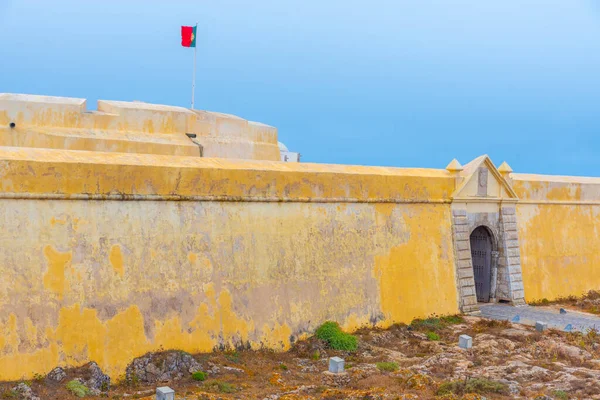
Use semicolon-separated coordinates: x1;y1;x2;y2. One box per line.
5;312;600;400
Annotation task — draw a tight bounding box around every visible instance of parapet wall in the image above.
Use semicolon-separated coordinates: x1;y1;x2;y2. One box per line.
0;147;459;380
0;94;280;160
512;174;600;302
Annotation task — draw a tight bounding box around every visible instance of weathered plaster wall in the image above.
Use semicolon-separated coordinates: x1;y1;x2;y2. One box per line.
513;173;600;302
0;147;458;380
0;94;280;161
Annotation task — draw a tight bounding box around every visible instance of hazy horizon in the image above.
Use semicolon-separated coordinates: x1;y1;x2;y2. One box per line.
1;0;599;175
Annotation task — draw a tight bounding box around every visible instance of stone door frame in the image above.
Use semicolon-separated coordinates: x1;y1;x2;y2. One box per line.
452;206;526;313
447;156;526;313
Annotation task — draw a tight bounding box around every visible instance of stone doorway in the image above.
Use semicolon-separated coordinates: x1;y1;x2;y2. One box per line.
470;226;493;303
447;155;527;313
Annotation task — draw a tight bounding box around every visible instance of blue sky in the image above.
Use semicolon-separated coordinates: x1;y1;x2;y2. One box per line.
1;0;599;175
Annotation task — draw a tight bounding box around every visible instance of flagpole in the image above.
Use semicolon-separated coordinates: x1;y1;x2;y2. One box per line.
191;22;198;109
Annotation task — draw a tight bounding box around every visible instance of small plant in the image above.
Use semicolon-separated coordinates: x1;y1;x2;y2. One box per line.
410;314;464;333
225;350;240;363
215;381;236;393
472;318;510;332
279;363;288;371
1;390;17;399
437;377;507;396
553;390;569;400
315;321;358;351
441;315;464;324
311;350;320;360
192;371;207;381
66;380;91;398
411;317;443;332
530;298;551;306
376;361;399;372
127;372;140;387
426;331;440;341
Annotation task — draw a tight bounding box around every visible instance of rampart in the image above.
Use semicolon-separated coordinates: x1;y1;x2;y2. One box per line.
0;147;459;380
0;94;598;381
512;174;600;302
0;93;280;160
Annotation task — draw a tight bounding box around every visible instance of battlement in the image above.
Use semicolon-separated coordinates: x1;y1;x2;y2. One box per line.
0;93;280;160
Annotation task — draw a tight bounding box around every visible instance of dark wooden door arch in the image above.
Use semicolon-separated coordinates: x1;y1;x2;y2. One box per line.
470;226;492;302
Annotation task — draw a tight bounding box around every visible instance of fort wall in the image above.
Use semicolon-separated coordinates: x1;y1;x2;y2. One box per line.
0;147;458;380
512;174;600;302
0;94;280;161
1;93;599;381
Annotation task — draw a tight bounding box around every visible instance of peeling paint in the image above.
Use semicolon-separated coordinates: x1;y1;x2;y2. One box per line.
0;199;457;380
515;174;600;301
42;245;72;299
109;245;125;278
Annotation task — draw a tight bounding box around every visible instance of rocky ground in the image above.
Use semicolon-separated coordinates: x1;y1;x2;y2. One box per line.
531;290;600;316
4;313;600;399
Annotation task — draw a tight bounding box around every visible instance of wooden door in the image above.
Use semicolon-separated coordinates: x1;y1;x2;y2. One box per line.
470;226;492;302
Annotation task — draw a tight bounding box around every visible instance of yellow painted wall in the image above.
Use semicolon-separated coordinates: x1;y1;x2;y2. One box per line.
513;173;600;302
0;94;280;161
0;147;458;381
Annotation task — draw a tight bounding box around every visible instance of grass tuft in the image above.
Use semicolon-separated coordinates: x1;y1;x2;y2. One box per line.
213;381;236;393
376;362;399;372
437;377;507;396
410;314;464;333
66;380;91;398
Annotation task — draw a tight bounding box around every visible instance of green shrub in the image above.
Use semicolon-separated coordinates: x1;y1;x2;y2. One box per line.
311;350;320;360
426;331;440;341
279;364;288;371
315;321;340;342
329;332;358;351
376;362;399;372
66;380;91;398
315;321;358;351
192;371;207;381
437;378;507;395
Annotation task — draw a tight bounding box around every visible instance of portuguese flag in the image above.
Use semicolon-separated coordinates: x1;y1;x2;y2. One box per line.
181;25;197;47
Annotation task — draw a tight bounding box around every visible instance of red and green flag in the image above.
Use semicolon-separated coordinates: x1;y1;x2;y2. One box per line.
181;25;197;47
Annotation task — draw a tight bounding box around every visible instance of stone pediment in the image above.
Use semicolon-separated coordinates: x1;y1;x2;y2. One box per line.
451;155;518;202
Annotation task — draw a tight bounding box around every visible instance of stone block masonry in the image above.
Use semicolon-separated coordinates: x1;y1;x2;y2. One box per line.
499;206;526;306
452;212;479;313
